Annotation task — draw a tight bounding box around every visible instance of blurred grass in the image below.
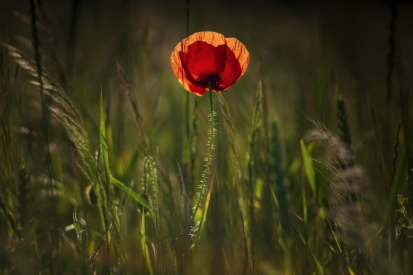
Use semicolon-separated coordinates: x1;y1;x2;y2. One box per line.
1;0;413;274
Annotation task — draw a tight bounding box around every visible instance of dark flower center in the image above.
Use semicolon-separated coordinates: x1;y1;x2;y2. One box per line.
197;73;221;88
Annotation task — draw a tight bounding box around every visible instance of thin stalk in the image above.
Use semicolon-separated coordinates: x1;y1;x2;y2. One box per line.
217;92;249;274
386;1;397;114
190;97;198;194
29;0;59;270
189;83;215;233
185;91;190;155
247;80;262;274
184;0;192;192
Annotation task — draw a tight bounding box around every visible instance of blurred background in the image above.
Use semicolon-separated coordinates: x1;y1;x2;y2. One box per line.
1;0;413;273
2;0;412;187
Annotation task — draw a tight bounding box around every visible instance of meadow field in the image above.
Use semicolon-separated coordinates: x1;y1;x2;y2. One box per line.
1;0;413;274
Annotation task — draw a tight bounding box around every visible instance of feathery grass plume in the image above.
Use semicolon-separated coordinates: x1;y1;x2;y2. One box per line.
2;44;82;126
142;156;176;274
142;158;159;214
188;89;216;253
117;63;148;153
142;156;160;267
13;6;66;88
217;91;249;274
12;8;99;134
60;208;94;274
304;119;382;274
3;43;130;269
217;92;241;187
246;79;262;274
99;92;126;264
3;42;94;188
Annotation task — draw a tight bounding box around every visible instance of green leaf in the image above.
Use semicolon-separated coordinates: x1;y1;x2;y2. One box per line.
111;176;154;214
296;228;325;275
141;206;154;275
100;91;111;186
119;147;141;178
300;139;316;194
193;181;213;249
383;147;407;225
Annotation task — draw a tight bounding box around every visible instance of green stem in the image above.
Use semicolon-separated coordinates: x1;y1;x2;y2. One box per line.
209;84;213;116
189;83;215;230
185;91;190;149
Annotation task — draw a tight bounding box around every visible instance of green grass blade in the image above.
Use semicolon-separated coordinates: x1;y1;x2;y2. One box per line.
192;178;213;250
300;139;316;194
383;147;407;225
100;91;111;187
119;146;141;179
246;80;262;274
296;228;325;275
111;176;154;214
141;208;154;275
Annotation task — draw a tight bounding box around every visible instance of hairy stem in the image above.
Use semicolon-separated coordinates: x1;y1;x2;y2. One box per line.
189;84;215;234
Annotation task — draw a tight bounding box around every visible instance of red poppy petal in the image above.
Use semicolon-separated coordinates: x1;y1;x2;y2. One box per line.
181;31;227;48
182;41;226;80
217;38;250;91
171;31;249;95
187;84;208;96
171;32;227;95
171;52;193;91
171;53;208;96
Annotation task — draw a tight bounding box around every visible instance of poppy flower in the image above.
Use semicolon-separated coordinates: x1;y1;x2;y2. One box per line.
171;31;250;96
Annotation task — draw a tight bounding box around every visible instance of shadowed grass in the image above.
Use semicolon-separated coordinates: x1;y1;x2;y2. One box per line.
1;2;413;274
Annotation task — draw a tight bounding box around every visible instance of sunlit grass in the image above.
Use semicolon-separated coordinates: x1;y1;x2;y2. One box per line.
1;1;413;275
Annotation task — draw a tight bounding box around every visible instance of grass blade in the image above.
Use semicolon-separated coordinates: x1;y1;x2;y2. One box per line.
111;176;154;214
300;139;316;194
100;90;111;189
192;176;213;250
